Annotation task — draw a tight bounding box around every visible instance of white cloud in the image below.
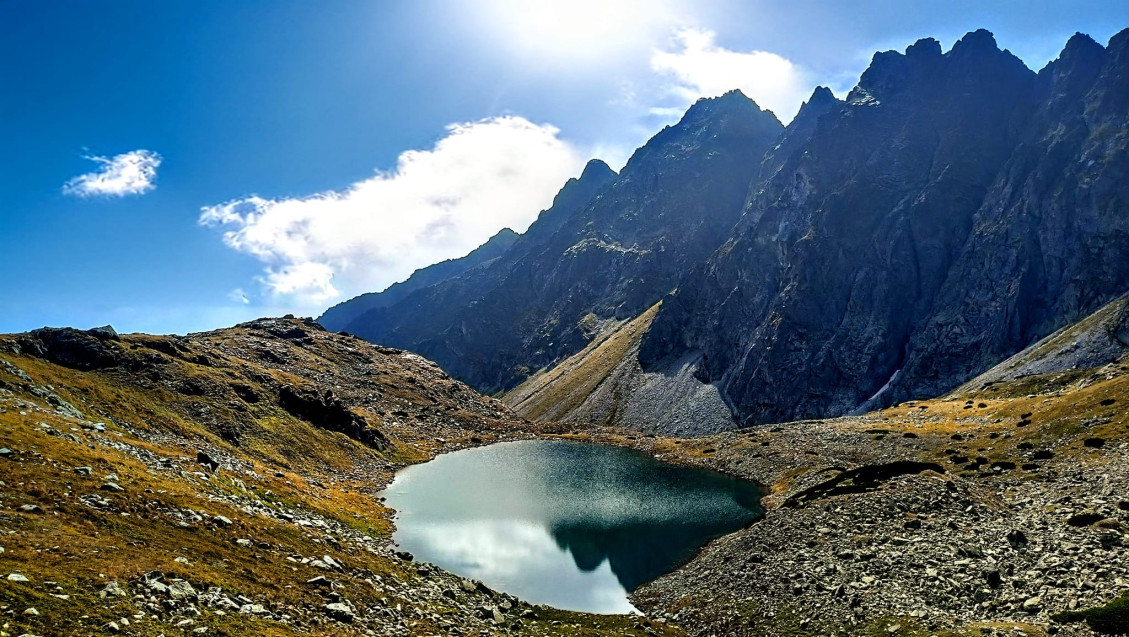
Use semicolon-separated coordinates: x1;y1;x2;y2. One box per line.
200;116;584;308
63;150;161;197
227;288;250;305
651;28;812;123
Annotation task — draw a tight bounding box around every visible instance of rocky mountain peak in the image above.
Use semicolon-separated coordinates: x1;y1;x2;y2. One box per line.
486;227;518;244
905;37;942;59
679;89;779;127
1039;31;1106;95
793;86;842;123
948;28;999;57
851;29;1032;106
1062;31;1103;60
579;158;616;183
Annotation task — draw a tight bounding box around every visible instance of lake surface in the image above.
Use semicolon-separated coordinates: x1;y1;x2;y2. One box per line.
379;439;762;614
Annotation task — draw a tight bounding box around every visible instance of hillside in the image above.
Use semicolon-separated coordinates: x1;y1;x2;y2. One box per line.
1;303;1127;636
503;303;735;436
570;299;1129;636
0;319;672;636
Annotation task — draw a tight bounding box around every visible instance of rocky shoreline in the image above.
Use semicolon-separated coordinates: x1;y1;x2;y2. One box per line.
562;376;1129;636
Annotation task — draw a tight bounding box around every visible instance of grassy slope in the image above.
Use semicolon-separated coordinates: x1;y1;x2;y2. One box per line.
0;319;678;636
504;304;660;422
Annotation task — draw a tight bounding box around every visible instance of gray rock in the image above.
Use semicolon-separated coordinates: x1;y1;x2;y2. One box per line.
324;602;356;623
168;579;197;601
100;580;127;598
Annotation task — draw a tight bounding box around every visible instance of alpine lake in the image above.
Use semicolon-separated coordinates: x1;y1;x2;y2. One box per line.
379;439;762;614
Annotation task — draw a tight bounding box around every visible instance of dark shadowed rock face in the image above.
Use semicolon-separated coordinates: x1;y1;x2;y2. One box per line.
333;92;784;394
643;29;1129;425
893;30;1129;403
278;385;389;451
318;227;520;332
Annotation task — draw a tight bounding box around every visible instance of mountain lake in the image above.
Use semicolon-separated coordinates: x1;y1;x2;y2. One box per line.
379;439;763;614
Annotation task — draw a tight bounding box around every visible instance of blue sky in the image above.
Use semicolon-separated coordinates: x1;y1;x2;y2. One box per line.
2;0;1127;335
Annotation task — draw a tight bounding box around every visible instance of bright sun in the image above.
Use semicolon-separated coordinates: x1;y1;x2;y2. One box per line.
477;0;680;64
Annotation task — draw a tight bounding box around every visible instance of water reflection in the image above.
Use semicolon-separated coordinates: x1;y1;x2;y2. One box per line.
380;440;762;614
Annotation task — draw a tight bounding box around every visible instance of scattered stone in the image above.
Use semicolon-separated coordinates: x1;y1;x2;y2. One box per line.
100;580;127;598
100;482;125;492
1067;511;1105;527
7;573;29;582
212;515;233;527
18;504;42;513
324;602;356;623
74;466;93;476
167;579;197;601
196;450;219;471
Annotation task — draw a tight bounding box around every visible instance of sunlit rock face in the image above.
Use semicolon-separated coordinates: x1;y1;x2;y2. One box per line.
379;440;762;613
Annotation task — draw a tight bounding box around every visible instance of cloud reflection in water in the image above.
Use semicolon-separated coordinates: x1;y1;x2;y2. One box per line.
381;440;762;614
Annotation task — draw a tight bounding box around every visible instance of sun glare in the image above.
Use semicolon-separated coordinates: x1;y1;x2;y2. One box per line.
478;0;679;63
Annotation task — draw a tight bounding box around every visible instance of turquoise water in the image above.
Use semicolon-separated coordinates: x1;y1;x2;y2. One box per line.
379;439;762;614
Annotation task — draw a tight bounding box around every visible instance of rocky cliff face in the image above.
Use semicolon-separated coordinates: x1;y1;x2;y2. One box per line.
642;29;1129;425
328;91;784;394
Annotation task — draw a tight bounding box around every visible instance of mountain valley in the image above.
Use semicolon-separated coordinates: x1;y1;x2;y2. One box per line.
3;26;1129;637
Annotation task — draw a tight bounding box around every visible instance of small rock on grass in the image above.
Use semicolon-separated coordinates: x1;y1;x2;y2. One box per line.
100;581;127;598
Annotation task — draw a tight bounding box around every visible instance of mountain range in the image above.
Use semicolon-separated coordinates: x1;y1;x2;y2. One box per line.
320;29;1129;430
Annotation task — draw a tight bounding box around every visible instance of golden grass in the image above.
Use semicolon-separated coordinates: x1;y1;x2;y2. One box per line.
505;303;661;422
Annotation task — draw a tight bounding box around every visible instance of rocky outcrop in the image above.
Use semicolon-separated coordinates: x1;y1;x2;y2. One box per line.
643;29;1129;425
18;325;126;370
894;31;1129;403
278;385;389;451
